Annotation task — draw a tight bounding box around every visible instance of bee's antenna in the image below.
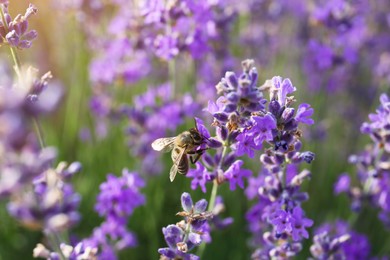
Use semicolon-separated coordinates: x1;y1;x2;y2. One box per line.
194;117;199;131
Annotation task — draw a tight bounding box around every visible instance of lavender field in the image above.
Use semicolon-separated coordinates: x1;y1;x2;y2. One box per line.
0;0;390;259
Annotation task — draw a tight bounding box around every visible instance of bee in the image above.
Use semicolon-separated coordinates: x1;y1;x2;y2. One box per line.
151;127;207;182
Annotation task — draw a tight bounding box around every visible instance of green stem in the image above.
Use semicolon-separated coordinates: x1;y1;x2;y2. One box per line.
47;232;66;260
10;46;21;74
208;179;219;212
33;117;45;148
197;145;228;257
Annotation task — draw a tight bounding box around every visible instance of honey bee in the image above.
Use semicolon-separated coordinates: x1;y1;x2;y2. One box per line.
151;127;207;182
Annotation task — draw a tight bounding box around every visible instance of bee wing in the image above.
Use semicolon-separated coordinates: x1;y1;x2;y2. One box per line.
169;146;187;182
151;137;176;153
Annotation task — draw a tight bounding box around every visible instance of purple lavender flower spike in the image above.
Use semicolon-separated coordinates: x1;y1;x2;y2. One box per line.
0;4;38;49
336;93;390;227
33;242;98;260
7;160;82;232
311;220;370;259
83;169;145;258
159;193;213;259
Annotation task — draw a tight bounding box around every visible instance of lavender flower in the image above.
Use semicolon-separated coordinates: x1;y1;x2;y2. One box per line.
310;220;370;259
124;83;200;176
7;161;82;232
158;192;213;260
224;160;252;190
83;169;145;258
302;0;368;92
335;93;390;227
33;242;98;260
0;3;38;49
95;169;145;218
0;67;59;199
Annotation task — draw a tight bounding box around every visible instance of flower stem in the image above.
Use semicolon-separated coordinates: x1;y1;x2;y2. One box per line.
32;117;46;148
197;145;228;257
47;232;66;260
208;179;219;212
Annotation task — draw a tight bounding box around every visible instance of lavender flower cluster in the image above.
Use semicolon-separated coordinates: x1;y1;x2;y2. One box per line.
159;192;212;259
176;60;314;258
310;220;370;259
123;83;199;175
0;3;37;49
83;169;145;259
335;93;390;227
86;0;236;86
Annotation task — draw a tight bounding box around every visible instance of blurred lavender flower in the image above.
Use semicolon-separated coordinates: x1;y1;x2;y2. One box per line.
33;242;98;260
336;93;390;227
158;192;213;259
302;0;368;92
310;220;370;260
7;161;82;232
0;67;59;199
95;169;145;218
83;169;145;258
124;83;200;176
0;3;38;49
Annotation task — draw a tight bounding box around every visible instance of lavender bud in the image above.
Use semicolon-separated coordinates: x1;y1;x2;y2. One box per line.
181;193;193;212
222;152;236;168
284;119;298;131
299;151;315;164
216;126;228;141
207;138;222;148
67;161;82;175
292;192;309;202
269;100;281;117
274;153;285;165
214;112;228;122
281;107;295;123
260;154;274;165
249;67;258;85
188;232;202;245
225;71;238;89
223;103;237;113
294;140;302;151
194;199;208;213
226;92;239;103
228;130;240;144
202;153;215;168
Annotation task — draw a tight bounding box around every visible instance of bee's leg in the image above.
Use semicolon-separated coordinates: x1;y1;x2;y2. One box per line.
188;149;207;164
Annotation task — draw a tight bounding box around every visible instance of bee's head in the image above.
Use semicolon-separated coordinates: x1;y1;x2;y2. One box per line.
189;128;204;145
